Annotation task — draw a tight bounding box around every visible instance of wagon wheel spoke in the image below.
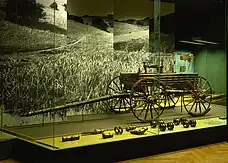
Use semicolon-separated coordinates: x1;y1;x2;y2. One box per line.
108;87;118;93
134;102;145;110
124;98;131;106
149;104;153;120
113;81;121;91
201;98;211;104
106;76;131;113
153;104;160;115
122;98;127;109
184;98;195;107
189;100;196;112
118;98;123;111
199;101;202;113
183;76;212;117
134;103;148;119
144;104;150;120
166;95;171;107
113;98;120;108
195;102;198;113
201;101;208;110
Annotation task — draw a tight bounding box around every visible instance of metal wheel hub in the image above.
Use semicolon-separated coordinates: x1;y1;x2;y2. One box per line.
192;92;202;100
147;96;157;103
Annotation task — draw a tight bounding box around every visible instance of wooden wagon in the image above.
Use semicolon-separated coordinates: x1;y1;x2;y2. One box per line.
24;62;212;123
106;62;212;122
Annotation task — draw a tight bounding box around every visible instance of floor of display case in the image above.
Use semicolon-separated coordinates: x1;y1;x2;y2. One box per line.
1;104;226;162
3;103;226;139
36;117;226;150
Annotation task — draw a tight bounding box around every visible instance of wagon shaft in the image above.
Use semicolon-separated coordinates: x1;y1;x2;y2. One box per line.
22;93;128;117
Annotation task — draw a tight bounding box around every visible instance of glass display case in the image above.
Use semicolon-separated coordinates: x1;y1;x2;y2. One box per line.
0;0;226;161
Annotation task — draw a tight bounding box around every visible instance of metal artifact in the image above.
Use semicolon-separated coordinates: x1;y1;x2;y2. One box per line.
159;123;166;131
114;127;123;135
173;118;180;125
167;122;174;130
183;121;190;128
23;62;213;123
180;117;187;125
130;127;148;135
91;129;104;135
102;133;113;139
189;120;197;127
126;125;136;131
62;135;80;142
150;120;157;128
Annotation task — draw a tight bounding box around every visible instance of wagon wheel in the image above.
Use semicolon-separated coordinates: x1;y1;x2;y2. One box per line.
105;76;131;113
183;76;212;117
130;77;166;122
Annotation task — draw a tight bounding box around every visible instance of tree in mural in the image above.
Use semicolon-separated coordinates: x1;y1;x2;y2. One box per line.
92;17;109;32
4;0;45;25
63;3;69;17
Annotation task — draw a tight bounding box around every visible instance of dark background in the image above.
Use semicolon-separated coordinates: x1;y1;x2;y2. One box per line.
174;0;225;51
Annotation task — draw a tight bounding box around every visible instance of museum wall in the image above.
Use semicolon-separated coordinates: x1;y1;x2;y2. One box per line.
194;50;226;95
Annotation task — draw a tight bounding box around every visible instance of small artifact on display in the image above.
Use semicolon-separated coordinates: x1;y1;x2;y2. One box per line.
180;117;187;125
173;118;180;125
114;126;123;135
150;120;157;128
102;133;114;139
183;120;190;128
92;129;104;134
189;120;197;127
159;123;166;131
126;125;136;131
167;122;174;130
62;135;80;142
130;127;148;135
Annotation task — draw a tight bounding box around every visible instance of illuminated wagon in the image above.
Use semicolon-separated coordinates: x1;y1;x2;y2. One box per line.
24;62;213;123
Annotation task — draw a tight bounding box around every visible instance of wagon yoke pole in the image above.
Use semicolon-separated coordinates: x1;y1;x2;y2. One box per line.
22;93;129;117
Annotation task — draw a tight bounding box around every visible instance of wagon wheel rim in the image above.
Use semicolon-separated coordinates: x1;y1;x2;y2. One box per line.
105;76;131;113
183;76;212;117
130;78;166;122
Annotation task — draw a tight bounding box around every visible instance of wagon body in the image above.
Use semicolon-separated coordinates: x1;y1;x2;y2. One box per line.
107;70;212;122
120;72;199;92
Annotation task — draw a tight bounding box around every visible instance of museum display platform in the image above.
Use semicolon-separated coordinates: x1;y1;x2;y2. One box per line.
0;119;226;163
1;103;227;163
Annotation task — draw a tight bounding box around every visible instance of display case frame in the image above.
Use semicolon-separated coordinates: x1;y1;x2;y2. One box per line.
0;0;227;162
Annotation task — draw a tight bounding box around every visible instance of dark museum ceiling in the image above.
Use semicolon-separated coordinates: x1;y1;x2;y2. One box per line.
175;0;225;44
155;0;226;50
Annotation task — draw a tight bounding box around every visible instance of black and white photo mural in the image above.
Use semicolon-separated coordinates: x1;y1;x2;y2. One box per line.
113;0;151;73
0;0;176;125
0;0;68;124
